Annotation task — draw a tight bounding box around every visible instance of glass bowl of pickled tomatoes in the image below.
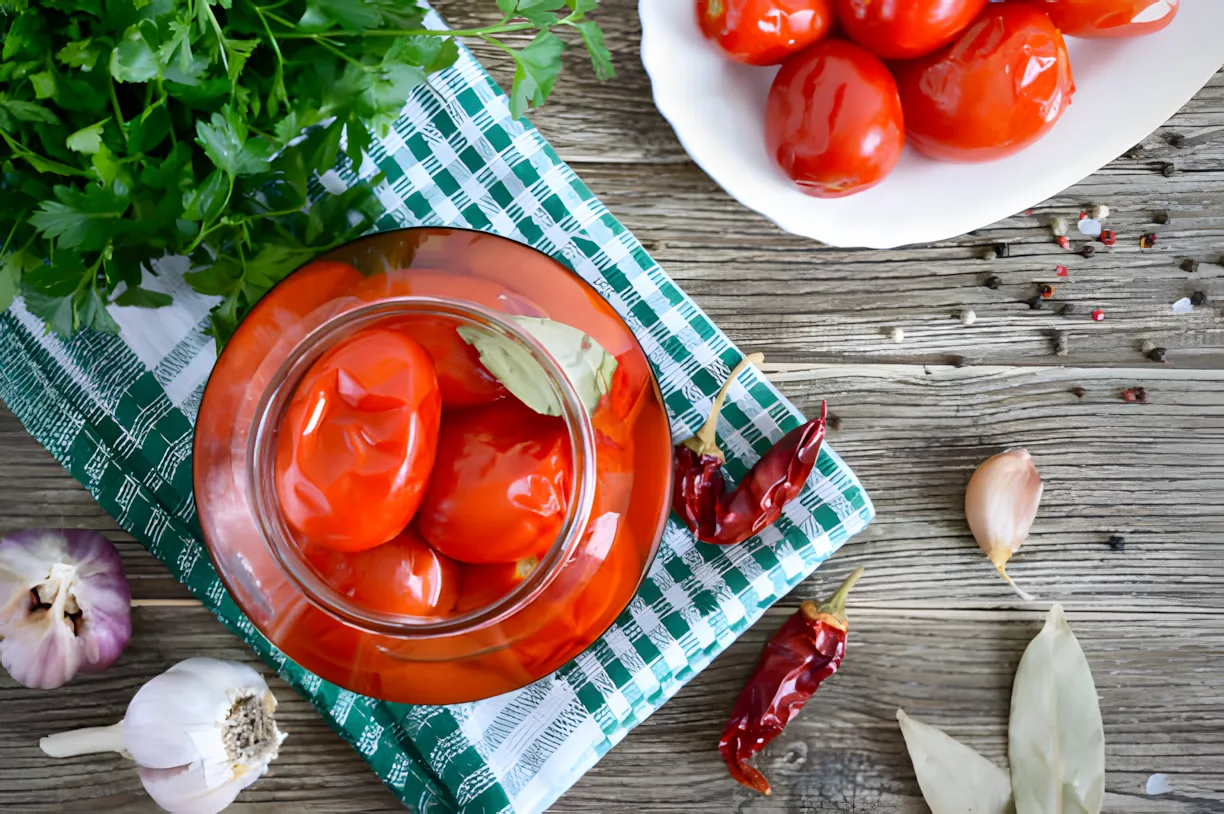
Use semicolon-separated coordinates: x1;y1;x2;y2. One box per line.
193;228;674;704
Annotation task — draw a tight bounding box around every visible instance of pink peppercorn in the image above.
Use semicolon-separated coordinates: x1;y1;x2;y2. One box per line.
1091;309;1105;321
1056;265;1069;277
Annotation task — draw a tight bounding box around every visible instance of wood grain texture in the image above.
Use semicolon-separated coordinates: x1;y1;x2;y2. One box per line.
2;0;1223;810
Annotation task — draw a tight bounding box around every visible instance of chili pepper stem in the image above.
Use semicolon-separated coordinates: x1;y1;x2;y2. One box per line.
682;353;765;461
802;567;864;627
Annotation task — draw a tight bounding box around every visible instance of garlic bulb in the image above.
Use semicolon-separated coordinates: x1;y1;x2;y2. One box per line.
965;448;1043;601
40;658;286;814
0;528;131;688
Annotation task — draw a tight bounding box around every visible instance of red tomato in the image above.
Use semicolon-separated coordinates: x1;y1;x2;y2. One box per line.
696;0;835;66
275;328;441;552
302;530;459;617
391;316;507;408
455;557;539;613
895;3;1075;163
836;0;989;59
765;40;905;198
1034;0;1177;38
416;400;572;565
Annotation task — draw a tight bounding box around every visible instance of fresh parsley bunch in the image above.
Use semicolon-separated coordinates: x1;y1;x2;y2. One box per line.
0;0;611;343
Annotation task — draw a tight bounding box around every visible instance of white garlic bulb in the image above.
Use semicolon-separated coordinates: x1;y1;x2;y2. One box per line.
40;658;286;813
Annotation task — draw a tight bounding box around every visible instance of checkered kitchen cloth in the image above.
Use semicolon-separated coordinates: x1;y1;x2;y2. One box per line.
0;10;874;813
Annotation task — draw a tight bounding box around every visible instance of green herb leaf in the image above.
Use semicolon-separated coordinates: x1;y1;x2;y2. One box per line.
509;30;565;120
29;185;128;251
56;39;100;71
114;285;173;308
0;99;60;125
30;71;56;99
110;36;160;83
574;21;614;81
195;110;269;177
181;168;228;222
65;119;107;154
459;316;618;416
566;0;598;12
0;253;21;313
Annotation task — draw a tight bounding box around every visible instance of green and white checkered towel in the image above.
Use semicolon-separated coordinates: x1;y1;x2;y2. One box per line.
0;10;873;813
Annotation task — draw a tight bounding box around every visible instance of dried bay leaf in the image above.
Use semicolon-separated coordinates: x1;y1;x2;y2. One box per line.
897;709;1015;814
1008;604;1105;814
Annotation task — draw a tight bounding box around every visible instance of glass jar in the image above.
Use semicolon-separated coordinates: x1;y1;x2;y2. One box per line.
193;228;673;704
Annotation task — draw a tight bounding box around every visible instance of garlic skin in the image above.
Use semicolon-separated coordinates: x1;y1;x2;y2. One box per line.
40;658;285;814
965;449;1043;601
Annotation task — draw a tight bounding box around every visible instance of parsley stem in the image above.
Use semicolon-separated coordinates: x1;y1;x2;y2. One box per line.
275;21;539;39
0;132;93;178
106;75;128;144
315;38;372;71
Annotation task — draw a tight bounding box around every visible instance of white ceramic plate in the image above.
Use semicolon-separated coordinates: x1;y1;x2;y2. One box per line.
640;1;1224;248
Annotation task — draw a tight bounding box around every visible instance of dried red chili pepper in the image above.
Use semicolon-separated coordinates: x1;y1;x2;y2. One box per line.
673;354;827;546
719;567;864;795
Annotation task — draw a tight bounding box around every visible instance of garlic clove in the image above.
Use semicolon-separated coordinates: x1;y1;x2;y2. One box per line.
139;760;263;814
965;448;1043;601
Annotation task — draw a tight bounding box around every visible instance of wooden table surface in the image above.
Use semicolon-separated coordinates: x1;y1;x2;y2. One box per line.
4;3;1224;812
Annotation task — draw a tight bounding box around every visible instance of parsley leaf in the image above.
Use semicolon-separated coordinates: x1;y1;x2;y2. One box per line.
29;186;128;251
196;109;270;177
65;119;107;154
114;285;173;308
509;30;565;120
575;21;614;81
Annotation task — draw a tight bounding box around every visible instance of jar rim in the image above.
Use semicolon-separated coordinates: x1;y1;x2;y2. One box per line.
247;295;598;639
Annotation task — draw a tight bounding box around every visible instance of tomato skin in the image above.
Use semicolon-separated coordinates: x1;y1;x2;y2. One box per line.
302;529;459;617
895;3;1076;163
765;40;905;199
392;316;507;409
837;0;989;59
416;400;572;565
275;328;442;552
455;557;538;613
1034;0;1178;38
696;0;835;66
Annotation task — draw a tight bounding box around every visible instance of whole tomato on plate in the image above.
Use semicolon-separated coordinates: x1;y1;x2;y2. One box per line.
696;0;835;65
1033;0;1178;38
275;328;441;552
303;529;459;617
765;40;905;198
836;0;989;59
416;399;572;565
896;3;1076;163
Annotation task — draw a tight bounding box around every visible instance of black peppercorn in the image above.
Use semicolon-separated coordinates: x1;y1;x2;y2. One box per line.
827;412;843;432
993;243;1010;258
1028;296;1044;310
1154;211;1170;224
1181;258;1199;273
1148;346;1167;363
1162;162;1177;177
1107;535;1126;551
1081;244;1096;258
1070;386;1086;398
1168;133;1187;149
984;275;1002;290
1140;233;1158;249
1191;291;1207;306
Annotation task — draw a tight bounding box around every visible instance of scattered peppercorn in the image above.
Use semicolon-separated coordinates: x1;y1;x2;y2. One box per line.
1028;296;1044;310
1148;346;1167;363
1140;233;1158;249
1056;265;1069;277
1181;258;1199;273
1191;291;1207;306
1107;535;1126;551
1070;386;1086;398
984;275;1002;290
1039;284;1054;299
1054;332;1069;357
1091;309;1105;321
1121;387;1148;403
1154;211;1170;225
1162;162;1177;177
1058;236;1071;250
1100;230;1117;246
1168;132;1186;148
827;413;843;432
994;243;1010;258
1081;245;1096;258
